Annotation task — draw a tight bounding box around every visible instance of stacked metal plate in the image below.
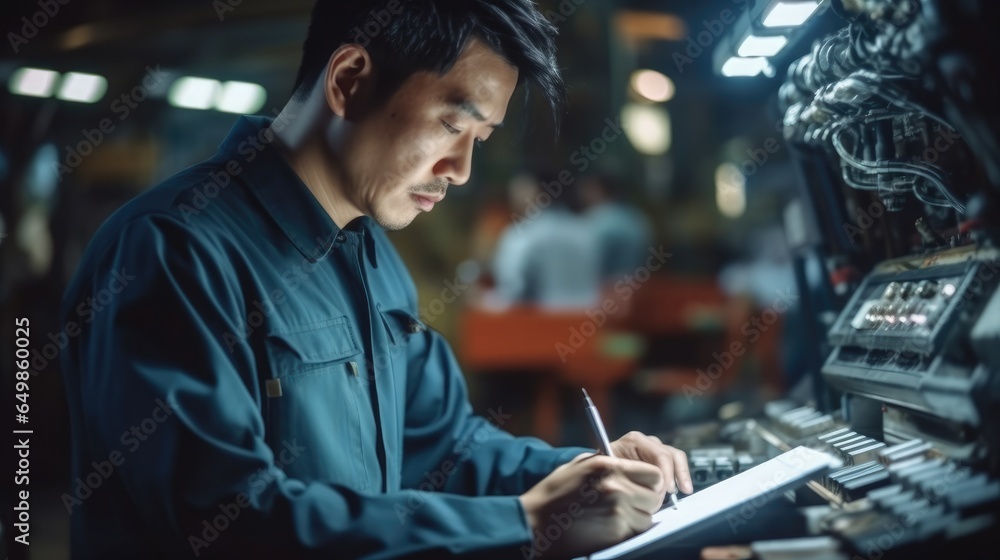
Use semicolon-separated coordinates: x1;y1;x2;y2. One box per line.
817;428;887;466
771;406;839;439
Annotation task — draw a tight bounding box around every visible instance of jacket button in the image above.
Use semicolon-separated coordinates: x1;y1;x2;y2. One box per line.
407;321;425;333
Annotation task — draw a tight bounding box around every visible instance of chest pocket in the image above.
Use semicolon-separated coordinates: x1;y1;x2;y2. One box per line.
262;317;375;488
378;306;426;346
377;306;429;403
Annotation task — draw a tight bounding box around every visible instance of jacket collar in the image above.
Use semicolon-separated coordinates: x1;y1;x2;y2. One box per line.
222;115;378;267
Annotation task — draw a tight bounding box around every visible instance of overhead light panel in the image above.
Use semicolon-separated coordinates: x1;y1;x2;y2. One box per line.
621;103;672;156
57;72;108;103
715;163;747;218
9;68;60;98
215;81;267;114
721;57;770;77
630;69;675;103
168;77;221;110
762;1;822;28
737;35;789;57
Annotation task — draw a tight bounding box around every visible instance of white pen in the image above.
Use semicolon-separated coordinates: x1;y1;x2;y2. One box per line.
669;492;679;510
581;388;614;457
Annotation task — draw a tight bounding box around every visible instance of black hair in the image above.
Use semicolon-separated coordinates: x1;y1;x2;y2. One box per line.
294;0;565;130
584;171;624;200
535;168;584;214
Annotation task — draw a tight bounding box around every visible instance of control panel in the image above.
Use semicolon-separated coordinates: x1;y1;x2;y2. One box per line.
828;262;988;358
822;250;999;426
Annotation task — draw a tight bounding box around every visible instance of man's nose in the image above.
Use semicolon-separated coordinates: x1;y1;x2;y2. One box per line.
433;138;475;186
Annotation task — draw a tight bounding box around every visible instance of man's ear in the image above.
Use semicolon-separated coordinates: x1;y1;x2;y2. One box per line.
323;44;374;120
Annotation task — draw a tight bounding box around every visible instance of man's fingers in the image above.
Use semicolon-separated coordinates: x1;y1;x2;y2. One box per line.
630;437;693;495
597;472;663;515
647;446;692;494
584;455;663;491
620;504;655;538
639;447;675;494
609;456;664;491
570;451;599;464
672;449;693;494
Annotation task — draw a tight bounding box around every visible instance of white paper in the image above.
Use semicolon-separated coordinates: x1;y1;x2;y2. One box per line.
586;446;840;560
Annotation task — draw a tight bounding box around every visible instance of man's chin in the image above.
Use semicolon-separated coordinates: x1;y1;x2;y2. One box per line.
372;210;418;231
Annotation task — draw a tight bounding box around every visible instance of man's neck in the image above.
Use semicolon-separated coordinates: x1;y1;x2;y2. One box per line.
271;101;363;229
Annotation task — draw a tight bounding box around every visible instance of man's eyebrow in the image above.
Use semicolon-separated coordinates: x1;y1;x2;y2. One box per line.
448;98;503;129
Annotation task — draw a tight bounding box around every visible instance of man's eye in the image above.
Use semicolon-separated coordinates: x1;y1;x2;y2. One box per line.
442;121;461;134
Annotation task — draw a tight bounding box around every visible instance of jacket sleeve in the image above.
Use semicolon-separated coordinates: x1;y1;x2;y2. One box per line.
399;314;589;499
66;214;550;559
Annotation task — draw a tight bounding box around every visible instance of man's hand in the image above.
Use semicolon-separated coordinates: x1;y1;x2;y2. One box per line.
518;453;663;559
610;431;693;506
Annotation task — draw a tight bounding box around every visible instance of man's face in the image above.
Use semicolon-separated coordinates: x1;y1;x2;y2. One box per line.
337;39;518;230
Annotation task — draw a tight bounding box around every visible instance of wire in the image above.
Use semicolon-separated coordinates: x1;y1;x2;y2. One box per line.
833;127;967;213
913;183;955;207
867;79;956;130
841;163;881;190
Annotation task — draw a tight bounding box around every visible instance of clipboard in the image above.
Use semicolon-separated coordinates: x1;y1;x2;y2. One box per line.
585;446;841;560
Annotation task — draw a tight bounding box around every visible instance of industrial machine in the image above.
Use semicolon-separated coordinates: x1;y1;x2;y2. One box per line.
671;1;1000;558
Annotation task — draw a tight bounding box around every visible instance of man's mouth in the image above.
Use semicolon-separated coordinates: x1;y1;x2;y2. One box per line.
411;193;444;211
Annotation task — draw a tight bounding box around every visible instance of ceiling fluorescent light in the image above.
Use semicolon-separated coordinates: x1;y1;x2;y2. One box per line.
168;77;220;110
762;1;822;28
9;68;60;98
721;57;770;77
738;35;789;57
57;72;108;103
215;81;267;114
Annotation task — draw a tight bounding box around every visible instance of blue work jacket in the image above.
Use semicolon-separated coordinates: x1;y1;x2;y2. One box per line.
59;116;586;559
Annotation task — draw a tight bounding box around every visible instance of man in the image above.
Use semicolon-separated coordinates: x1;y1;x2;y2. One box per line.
491;171;602;309
579;172;653;281
60;1;693;558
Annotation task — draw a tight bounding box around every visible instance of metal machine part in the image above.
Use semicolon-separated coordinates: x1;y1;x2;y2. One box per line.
780;0;1000;263
822;247;999;431
670;1;1000;557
